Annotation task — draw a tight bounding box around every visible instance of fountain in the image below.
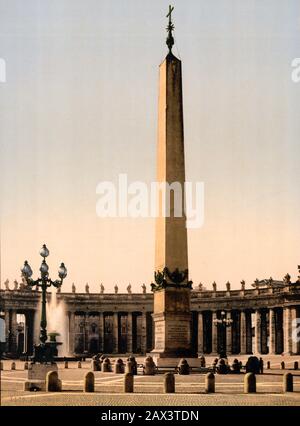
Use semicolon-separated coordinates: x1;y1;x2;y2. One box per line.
47;288;68;358
47;332;62;357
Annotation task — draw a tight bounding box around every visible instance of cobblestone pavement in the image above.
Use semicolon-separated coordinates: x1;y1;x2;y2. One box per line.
1;356;300;406
2;392;300;406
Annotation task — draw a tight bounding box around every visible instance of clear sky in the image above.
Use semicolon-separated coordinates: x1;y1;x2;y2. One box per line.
1;0;300;292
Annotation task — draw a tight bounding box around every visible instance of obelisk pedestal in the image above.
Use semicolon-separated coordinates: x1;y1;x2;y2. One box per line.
152;286;193;358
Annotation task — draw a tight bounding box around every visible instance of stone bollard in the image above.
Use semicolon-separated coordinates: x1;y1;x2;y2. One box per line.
216;358;228;374
102;358;111;372
205;372;215;393
127;356;137;375
64;361;68;369
199;355;206;368
283;373;293;392
281;361;285;370
231;359;241;374
177;359;190;375
244;373;256;393
91;359;100;371
46;371;62;392
0;361;3;370
78;361;82;369
294;361;298;371
267;361;270;369
144;356;156;375
84;371;95;392
11;361;16;370
125;359;134;374
114;358;124;374
124;373;134;393
164;373;175;393
99;354;106;371
24;361;28;370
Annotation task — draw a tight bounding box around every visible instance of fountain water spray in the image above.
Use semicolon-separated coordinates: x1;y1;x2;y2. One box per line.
47;288;68;356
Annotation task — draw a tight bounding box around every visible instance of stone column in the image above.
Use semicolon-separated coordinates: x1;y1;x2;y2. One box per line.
83;313;88;352
269;308;276;354
10;309;17;354
290;307;299;355
261;311;268;354
113;313;119;353
197;312;203;354
68;312;75;355
211;311;218;355
254;310;261;354
26;310;35;355
4;310;9;343
240;311;247;354
127;312;133;354
226;311;232;355
283;307;292;355
276;308;284;354
98;312;104;352
33;309;40;346
23;312;29;354
151;313;155;352
141;312;147;354
246;311;253;354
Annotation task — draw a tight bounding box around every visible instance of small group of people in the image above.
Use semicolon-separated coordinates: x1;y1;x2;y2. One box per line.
204;355;265;374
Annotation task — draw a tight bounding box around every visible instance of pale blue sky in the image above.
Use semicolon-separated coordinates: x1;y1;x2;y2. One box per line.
1;0;300;292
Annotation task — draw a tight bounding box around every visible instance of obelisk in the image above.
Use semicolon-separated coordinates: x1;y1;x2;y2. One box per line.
151;6;194;358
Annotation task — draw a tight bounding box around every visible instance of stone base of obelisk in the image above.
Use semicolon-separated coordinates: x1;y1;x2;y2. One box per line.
150;286;197;365
24;362;58;391
150;356;201;368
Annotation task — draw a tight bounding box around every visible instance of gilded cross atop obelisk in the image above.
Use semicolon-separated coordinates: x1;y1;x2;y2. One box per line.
166;5;175;52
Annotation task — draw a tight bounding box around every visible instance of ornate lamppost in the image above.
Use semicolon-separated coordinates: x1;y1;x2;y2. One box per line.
21;244;67;363
213;310;233;358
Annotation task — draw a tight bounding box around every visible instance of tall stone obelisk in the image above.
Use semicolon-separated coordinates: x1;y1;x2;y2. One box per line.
151;6;193;358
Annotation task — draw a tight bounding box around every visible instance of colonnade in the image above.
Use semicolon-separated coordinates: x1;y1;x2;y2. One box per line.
68;311;151;355
196;306;300;355
1;290;299;357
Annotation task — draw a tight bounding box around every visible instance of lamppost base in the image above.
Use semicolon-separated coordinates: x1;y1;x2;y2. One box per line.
24;362;58;392
31;343;56;364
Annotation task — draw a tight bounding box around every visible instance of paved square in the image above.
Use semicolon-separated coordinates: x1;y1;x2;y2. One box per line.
1;356;300;406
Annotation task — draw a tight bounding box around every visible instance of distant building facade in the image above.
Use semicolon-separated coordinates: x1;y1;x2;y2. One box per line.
1;277;300;358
